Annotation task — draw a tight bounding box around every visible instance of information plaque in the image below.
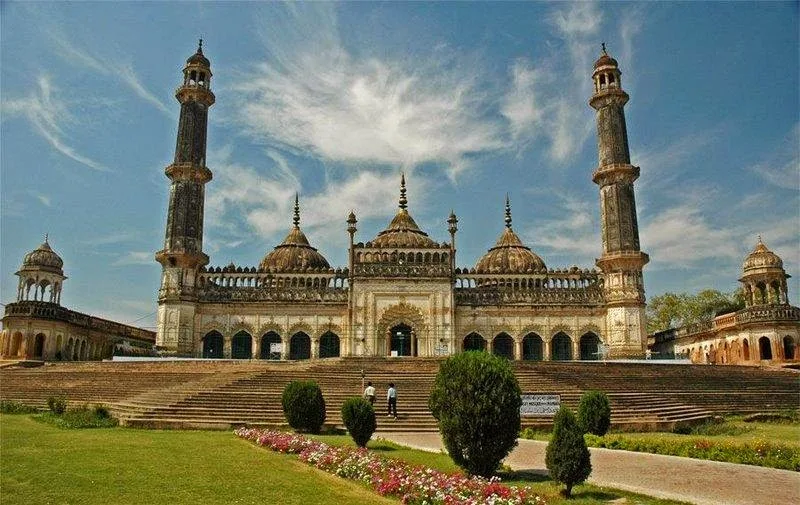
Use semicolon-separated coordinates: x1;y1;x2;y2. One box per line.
520;394;561;416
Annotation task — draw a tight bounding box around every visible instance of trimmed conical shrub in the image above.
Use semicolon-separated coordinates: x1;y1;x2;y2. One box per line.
281;380;326;433
341;397;377;447
545;406;592;497
577;390;611;436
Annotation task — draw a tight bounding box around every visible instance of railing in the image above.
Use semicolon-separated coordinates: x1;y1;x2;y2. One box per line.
454;287;604;306
736;305;800;324
351;263;451;278
197;268;349;289
197;286;348;303
658;304;800;339
3;301;155;342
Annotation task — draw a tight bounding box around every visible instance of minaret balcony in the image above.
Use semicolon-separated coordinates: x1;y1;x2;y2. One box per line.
165;162;213;183
589;88;629;110
175;86;215;106
592;163;639;186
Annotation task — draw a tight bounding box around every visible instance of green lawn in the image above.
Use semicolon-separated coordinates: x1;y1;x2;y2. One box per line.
1;415;395;505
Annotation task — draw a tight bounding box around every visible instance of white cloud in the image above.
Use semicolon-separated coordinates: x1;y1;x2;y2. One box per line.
502;59;543;144
112;251;153;266
28;191;52;207
84;231;139;246
747;123;800;191
522;192;600;263
2;75;108;171
52;35;171;116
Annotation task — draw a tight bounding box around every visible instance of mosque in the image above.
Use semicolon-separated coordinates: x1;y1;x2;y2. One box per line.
3;43;797;364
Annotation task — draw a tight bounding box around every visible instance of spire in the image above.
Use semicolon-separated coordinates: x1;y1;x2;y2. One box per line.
399;172;408;210
293;193;300;228
44;233;49;244
198;38;203;53
601;42;607;55
504;194;512;229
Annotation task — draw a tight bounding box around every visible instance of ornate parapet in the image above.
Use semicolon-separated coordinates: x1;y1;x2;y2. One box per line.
735;305;800;325
351;263;451;278
197;286;348;303
3;301;155;344
454;269;604;307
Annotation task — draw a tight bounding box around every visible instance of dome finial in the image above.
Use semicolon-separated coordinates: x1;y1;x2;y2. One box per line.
44;233;49;244
399;172;408;210
293;193;300;228
198;38;203;53
601;42;607;55
504;194;512;229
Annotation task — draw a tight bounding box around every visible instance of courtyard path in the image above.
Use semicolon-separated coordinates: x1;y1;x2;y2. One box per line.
379;432;800;505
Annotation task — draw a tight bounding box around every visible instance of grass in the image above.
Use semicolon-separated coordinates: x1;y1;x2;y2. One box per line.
1;414;395;505
310;434;689;504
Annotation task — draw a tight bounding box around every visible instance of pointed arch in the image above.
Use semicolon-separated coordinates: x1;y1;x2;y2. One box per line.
522;333;543;361
492;333;514;360
551;332;572;361
290;332;311;360
231;330;252;359
260;331;281;360
463;332;486;352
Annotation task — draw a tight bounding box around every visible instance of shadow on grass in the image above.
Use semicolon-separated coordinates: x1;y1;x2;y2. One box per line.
496;469;550;483
570;488;621;501
367;442;398;452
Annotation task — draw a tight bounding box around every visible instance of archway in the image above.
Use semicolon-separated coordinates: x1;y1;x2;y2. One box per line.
463;332;486;352
231;331;252;359
579;332;601;360
319;331;340;358
758;336;772;360
742;339;750;361
492;333;514;360
551;332;572;361
34;333;46;359
522;333;543;361
202;331;224;358
55;335;63;360
260;331;281;360
66;338;74;361
783;336;795;360
390;324;413;357
290;332;311;360
79;340;87;360
10;332;23;357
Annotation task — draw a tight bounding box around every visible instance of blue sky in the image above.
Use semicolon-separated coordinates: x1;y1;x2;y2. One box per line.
2;2;798;330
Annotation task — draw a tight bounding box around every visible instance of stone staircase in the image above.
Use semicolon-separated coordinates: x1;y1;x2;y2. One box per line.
1;358;797;432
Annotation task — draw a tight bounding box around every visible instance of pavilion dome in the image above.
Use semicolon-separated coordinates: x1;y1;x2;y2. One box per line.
259;196;330;272
20;237;64;274
742;237;784;274
474;197;546;274
186;40;210;67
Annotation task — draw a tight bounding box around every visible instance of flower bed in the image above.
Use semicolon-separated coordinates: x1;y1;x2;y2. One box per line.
236;427;546;505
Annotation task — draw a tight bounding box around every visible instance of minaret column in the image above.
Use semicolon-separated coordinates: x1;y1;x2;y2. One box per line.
590;45;649;358
155;40;215;356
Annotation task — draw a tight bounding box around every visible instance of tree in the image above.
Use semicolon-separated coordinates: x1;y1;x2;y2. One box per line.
341;397;376;447
428;351;522;477
546;406;592;498
577;391;611;436
647;289;745;334
281;380;326;433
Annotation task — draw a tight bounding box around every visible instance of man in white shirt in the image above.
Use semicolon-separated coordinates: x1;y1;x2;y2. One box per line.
363;381;376;404
387;383;397;419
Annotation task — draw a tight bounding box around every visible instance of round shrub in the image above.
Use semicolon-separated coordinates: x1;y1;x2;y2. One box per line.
47;395;67;415
281;380;326;433
341;397;377;447
577;390;611;436
428;351;522;477
546;406;592;497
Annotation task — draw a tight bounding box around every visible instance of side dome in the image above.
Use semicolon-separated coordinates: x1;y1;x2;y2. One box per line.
259;195;330;272
742;237;784;273
20;237;64;274
186;40;210;67
475;197;546;274
593;43;618;69
370;173;438;249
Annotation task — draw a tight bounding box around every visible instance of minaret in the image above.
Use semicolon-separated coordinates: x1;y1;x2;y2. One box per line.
154;40;215;354
589;44;649;358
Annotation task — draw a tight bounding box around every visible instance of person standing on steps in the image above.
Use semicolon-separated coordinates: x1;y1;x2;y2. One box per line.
387;383;397;419
363;381;376;405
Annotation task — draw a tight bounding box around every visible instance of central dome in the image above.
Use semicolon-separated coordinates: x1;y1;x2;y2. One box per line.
475;197;546;274
370;174;438;249
259;196;330;272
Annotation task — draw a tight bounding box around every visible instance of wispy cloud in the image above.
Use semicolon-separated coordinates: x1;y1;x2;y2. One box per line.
27;191;52;207
84;231;140;246
524;192;600;263
52;34;171;116
112;251;153;266
747;122;800;191
2;75;108;171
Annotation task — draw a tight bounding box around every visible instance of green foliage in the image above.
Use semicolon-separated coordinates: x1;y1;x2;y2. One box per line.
35;404;119;429
428;351;522;477
577;391;611;436
584;433;800;471
646;289;745;334
340;397;377;448
546;407;592;497
0;401;38;414
281;380;326;434
47;395;67;415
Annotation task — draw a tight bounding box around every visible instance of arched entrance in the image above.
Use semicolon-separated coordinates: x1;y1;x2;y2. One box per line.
492;333;514;360
759;337;773;360
10;332;23;357
390;324;413;357
551;332;572;361
742;339;750;361
260;331;281;360
522;333;543;361
231;331;252;359
202;331;224;358
579;332;600;360
783;336;795;360
319;331;340;358
463;332;486;352
290;332;311;360
33;333;46;359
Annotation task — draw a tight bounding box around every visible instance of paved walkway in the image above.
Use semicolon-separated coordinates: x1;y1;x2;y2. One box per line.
380;432;800;505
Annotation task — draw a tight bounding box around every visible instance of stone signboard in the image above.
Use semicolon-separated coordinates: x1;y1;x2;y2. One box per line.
520;394;561;416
